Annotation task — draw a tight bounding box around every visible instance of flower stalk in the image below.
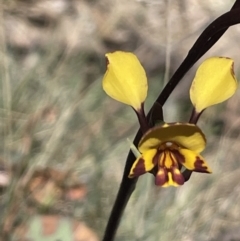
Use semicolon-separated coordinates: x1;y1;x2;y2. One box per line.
102;1;240;241
134;104;149;134
189;108;203;124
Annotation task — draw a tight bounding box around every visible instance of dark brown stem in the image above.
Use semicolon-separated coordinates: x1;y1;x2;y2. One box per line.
102;132;141;241
135;103;149;134
102;2;240;241
189;108;204;124
156;4;240;107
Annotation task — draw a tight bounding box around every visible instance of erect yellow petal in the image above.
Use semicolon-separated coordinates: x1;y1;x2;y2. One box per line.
128;149;157;178
178;148;212;173
190;57;238;112
102;51;148;111
139;123;206;154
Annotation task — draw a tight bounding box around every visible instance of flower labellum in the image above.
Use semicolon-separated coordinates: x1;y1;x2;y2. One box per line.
102;51;148;111
190;57;238;113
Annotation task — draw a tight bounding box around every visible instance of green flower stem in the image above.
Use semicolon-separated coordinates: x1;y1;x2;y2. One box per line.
127;138;141;158
102;2;240;241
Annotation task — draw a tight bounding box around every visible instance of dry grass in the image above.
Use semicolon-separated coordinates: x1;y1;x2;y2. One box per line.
0;0;240;240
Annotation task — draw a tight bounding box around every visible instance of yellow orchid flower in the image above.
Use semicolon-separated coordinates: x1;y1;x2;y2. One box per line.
129;123;211;187
102;51;148;112
190;57;238;113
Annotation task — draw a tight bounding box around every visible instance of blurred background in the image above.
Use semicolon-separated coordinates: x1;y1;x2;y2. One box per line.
0;0;240;240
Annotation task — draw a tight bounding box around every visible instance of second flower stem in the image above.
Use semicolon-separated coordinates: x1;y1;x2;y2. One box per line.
135;104;149;134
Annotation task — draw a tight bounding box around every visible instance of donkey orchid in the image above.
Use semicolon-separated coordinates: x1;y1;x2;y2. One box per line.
129;123;211;187
102;51;238;187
